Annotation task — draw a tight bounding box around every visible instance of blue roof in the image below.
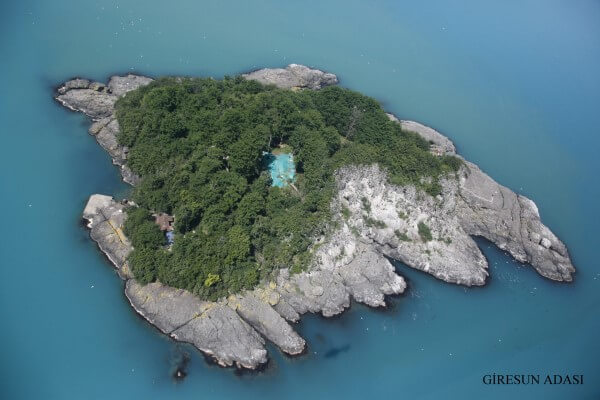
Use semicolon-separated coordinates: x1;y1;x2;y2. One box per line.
166;231;175;244
263;152;296;187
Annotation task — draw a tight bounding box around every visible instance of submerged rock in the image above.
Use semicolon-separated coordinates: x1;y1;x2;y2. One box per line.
170;348;190;381
63;64;575;370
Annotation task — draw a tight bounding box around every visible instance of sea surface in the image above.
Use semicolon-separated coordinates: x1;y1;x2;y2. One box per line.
1;1;599;399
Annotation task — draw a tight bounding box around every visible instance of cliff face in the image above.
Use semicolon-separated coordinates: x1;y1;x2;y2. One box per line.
58;65;575;369
328;162;574;287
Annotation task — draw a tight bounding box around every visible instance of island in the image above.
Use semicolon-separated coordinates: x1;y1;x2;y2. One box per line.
55;64;575;369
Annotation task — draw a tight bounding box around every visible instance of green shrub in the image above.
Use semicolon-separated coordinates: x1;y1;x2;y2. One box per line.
424;181;442;197
418;221;433;242
361;197;371;213
365;217;386;229
204;273;221;287
394;229;411;242
341;206;351;220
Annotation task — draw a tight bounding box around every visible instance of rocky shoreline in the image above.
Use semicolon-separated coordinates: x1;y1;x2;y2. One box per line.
58;64;575;369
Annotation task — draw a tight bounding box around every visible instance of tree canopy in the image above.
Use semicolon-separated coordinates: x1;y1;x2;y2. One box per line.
116;75;461;300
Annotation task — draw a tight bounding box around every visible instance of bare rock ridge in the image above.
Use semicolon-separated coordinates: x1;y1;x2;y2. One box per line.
58;64;575;369
56;74;152;185
242;64;338;89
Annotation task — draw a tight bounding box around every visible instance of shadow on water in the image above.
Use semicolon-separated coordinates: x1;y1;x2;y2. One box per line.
169;345;191;382
323;344;351;359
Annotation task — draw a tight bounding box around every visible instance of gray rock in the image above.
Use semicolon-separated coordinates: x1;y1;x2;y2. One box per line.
87;118;140;185
120;165;141;186
84;195;270;369
124;280;210;334
56;74;152;184
56;88;116;119
270;226;407;320
454;161;575;281
82;194;132;279
66;65;575;371
171;305;267;369
340;244;407;307
89;118;122;162
57;78;90;94
278;269;352;317
81;189;405;366
330;165;489;286
243;64;338;89
272;298;301;322
125;281;267;369
229;293;305;355
108;74;153;96
321;158;574;287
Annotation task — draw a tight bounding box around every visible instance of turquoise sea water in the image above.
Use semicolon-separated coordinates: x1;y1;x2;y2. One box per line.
264;152;296;187
1;1;599;399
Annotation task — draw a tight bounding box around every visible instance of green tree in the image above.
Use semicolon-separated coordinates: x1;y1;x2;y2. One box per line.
114;75;462;299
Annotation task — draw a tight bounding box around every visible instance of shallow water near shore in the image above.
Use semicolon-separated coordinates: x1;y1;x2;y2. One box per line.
1;1;599;399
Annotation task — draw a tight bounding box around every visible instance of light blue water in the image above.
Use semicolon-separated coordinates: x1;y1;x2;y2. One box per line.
1;1;599;399
264;152;296;187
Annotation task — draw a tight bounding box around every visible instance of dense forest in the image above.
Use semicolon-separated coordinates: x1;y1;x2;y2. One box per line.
116;76;461;300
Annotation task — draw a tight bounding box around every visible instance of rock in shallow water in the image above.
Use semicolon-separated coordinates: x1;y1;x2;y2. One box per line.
65;65;575;369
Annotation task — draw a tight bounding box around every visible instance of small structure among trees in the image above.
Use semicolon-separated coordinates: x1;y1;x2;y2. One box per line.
154;213;174;232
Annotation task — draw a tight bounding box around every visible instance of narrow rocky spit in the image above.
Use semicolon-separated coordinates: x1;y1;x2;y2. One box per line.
58;65;575;369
